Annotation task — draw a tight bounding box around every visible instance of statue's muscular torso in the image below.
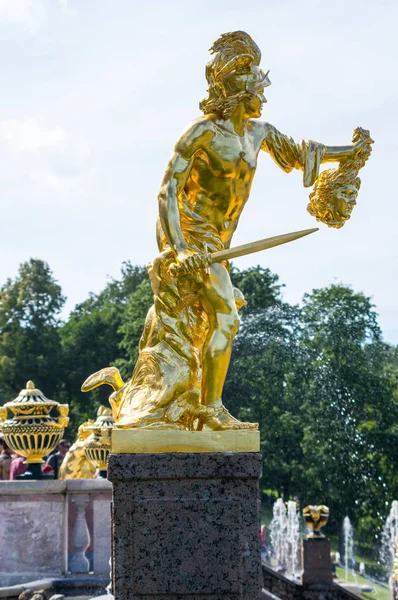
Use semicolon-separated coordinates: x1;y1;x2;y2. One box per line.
158;116;268;251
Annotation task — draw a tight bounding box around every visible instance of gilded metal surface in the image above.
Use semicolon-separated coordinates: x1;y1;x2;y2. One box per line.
0;380;69;464
83;407;114;474
392;537;398;582
82;31;372;438
170;227;318;276
303;505;329;537
307;128;374;228
58;419;96;480
112;429;260;453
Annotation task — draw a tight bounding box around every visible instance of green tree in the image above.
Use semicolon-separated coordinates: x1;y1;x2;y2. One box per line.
224;301;303;497
230;265;283;313
115;278;154;380
296;285;398;549
58;262;148;435
0;259;65;403
225;266;305;497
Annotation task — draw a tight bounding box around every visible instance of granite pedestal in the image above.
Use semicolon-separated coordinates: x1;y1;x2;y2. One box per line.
302;538;333;585
108;452;262;600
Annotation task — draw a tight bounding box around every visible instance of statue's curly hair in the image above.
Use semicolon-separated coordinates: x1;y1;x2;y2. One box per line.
200;31;261;119
307;127;373;229
307;163;361;229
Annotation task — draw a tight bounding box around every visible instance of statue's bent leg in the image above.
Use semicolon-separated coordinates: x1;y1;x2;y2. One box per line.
201;263;239;406
200;263;258;430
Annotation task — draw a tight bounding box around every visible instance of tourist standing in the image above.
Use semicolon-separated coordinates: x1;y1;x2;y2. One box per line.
45;439;71;479
0;438;13;480
9;454;27;479
261;524;270;564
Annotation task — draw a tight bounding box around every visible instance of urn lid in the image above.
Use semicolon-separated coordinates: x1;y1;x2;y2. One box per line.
4;380;59;409
93;406;114;428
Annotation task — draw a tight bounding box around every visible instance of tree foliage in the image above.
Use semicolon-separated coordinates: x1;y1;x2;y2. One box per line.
0;259;65;401
58;262;148;433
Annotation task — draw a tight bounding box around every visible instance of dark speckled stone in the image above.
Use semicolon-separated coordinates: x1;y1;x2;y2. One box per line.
108;452;262;600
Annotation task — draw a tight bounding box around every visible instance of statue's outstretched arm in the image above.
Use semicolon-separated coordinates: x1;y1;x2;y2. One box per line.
322;142;361;163
260;123;371;187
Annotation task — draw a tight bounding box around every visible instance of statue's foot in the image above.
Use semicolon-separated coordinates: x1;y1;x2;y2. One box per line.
199;404;258;431
115;414;187;429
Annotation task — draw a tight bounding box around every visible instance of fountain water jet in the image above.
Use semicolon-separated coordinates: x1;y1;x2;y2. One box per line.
381;501;398;573
343;516;354;582
380;499;398;599
270;498;301;579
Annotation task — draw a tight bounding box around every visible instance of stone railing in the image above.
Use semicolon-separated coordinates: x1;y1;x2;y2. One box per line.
262;564;362;600
0;479;112;587
262;564;302;600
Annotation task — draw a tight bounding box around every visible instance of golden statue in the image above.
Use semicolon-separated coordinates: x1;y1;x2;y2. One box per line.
82;31;373;436
58;419;96;480
303;505;329;537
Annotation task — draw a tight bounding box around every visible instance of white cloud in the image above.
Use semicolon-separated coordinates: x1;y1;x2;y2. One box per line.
0;117;93;195
0;117;67;151
0;0;46;33
0;0;77;33
58;0;78;18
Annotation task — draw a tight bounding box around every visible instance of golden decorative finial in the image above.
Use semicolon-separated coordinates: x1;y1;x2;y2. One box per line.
26;380;35;390
303;505;329;538
84;408;114;478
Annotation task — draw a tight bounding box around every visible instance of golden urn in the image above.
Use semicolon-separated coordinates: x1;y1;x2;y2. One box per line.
0;380;69;479
303;505;329;538
83;406;114;478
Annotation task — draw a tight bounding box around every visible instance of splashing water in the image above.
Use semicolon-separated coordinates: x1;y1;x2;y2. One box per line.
343;516;354;582
270;498;301;579
106;556;113;597
287;500;300;578
270;498;287;571
380;500;398;581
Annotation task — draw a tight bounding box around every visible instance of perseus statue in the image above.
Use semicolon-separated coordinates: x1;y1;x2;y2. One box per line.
82;31;373;431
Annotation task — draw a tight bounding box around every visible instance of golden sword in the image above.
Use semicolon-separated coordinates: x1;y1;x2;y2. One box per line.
170;227;319;276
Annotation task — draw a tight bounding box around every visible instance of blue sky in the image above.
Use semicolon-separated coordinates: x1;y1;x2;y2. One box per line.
0;0;397;342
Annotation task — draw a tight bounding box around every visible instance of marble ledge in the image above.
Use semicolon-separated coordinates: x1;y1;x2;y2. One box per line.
0;478;112;495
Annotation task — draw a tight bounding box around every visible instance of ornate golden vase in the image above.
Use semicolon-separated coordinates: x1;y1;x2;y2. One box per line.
0;380;69;479
83;406;114;478
303;505;329;538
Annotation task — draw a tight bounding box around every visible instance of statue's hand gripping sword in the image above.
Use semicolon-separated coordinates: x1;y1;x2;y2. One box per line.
170;227;319;277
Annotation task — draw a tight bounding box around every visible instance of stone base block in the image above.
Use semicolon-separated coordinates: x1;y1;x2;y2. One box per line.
108;452;263;600
302;538;333;584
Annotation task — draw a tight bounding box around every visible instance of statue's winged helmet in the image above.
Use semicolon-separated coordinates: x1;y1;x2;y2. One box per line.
200;31;271;117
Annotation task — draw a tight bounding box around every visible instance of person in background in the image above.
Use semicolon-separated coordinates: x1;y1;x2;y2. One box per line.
10;454;27;479
330;552;338;578
0;438;13;480
45;439;71;479
261;524;270;564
